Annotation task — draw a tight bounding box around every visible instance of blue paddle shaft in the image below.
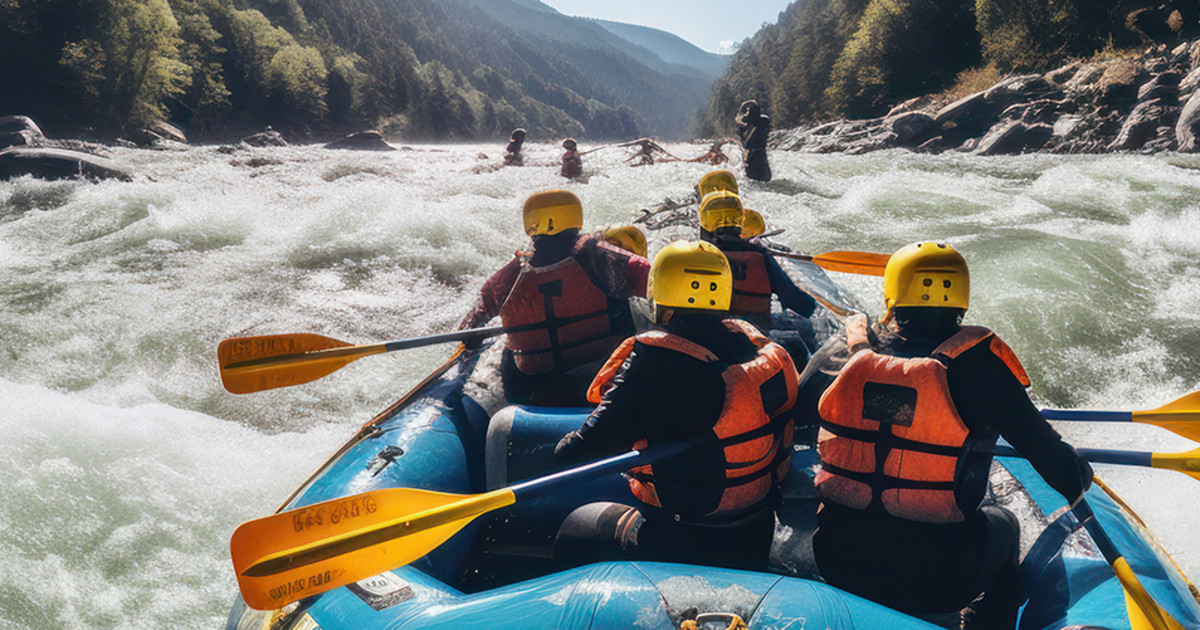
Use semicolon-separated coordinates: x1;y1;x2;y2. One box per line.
509;441;694;502
993;446;1153;468
1041;408;1133;423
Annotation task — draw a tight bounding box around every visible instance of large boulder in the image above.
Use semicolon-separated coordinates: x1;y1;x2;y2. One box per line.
325;130;395;151
243;128;287;147
0;115;43;136
1095;60;1149;106
1176;89;1200;150
884;112;936;147
0;130;41;150
974;121;1053;155
0;147;131;181
1110;99;1177;151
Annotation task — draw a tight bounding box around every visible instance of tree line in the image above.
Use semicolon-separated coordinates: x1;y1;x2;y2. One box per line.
0;0;675;141
699;0;1200;135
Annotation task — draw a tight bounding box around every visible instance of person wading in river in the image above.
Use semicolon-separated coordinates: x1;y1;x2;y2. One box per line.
735;99;771;182
553;240;799;571
812;241;1093;629
459;190;649;406
560;138;583;178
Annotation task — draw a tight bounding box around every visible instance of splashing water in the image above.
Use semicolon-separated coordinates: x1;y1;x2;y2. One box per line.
1;142;1199;627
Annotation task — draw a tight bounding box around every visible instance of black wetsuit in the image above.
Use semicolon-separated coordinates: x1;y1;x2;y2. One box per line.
813;313;1093;627
736;105;772;182
708;231;817;320
554;313;778;570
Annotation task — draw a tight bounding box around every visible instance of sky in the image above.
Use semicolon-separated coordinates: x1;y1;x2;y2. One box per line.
539;0;794;54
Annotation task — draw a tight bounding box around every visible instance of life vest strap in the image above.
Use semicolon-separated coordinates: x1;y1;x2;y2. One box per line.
819;461;956;491
819;420;962;458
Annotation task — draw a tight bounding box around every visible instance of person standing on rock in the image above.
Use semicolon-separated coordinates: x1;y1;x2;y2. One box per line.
503;128;526;166
735;100;772;182
561;138;583;178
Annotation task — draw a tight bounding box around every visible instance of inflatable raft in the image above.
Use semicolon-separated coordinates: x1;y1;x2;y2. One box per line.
225;261;1200;630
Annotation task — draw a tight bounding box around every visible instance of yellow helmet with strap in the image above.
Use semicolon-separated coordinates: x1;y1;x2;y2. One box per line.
523;190;582;236
603;225;647;258
699;190;744;233
741;209;766;238
698;169;739;197
883;241;969;317
649;240;732;311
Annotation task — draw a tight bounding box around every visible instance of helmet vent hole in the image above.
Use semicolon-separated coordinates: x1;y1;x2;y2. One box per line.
923;278;933;287
943;280;952;288
691;281;700;289
709;300;716;306
922;295;930;301
688;297;695;304
944;295;949;301
709;282;717;291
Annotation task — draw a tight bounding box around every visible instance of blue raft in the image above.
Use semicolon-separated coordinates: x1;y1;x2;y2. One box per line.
226;262;1200;630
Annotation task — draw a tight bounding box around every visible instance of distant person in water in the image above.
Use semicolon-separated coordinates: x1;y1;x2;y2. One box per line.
735;100;771;182
503;128;526;166
561;138;583;178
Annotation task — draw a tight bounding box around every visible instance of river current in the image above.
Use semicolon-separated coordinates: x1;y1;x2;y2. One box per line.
1;142;1198;628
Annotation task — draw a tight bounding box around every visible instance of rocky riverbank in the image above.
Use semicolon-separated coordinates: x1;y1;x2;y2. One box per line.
772;39;1200;156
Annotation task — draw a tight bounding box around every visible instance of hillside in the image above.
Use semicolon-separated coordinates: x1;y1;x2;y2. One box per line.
593;19;730;79
0;0;720;142
699;0;1200;136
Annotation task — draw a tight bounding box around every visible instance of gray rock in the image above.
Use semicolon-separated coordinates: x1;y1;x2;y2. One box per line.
1045;62;1082;86
1053;115;1084;138
0;147;131;181
150;121;187;144
243;128;287;147
975;121;1053;155
984;74;1054;108
1111;99;1175;151
325;130;395;151
1180;66;1200;93
885;112;935;146
0;115;43;136
1176;89;1200;150
0;130;41;149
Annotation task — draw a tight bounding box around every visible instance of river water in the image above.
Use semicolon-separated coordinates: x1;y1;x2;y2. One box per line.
1;142;1198;628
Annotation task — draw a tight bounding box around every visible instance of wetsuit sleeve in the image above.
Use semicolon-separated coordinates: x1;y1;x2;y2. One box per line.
458;256;521;330
763;252;817;318
949;344;1093;503
555;345;650;464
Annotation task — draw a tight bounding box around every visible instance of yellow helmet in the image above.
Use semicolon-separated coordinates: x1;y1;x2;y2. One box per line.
603;225;648;258
741;209;766;238
883;241;969;316
523;190;583;236
699;190;744;233
697;169;739;197
648;240;732;311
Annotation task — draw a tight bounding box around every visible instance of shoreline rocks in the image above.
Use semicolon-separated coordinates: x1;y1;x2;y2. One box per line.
772;39;1200;155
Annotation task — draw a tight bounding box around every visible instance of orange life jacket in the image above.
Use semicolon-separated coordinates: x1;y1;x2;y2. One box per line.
815;326;1030;524
499;239;628;375
587;319;800;517
723;249;772;320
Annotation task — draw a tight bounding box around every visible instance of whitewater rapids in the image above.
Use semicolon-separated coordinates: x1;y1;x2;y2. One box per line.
1;141;1198;628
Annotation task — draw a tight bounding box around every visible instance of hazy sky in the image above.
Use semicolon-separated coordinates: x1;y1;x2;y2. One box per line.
539;0;794;54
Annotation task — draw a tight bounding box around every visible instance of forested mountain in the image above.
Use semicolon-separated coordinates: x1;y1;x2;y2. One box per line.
0;0;723;142
699;0;1200;135
592;19;730;79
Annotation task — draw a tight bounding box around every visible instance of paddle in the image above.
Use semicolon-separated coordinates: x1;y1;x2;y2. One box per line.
218;323;543;394
993;445;1200;481
1073;499;1180;630
1041;391;1200;442
768;249;890;276
230;441;693;610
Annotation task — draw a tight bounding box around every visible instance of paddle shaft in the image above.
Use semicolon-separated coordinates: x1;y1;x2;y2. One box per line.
222;322;542;373
240;440;694;579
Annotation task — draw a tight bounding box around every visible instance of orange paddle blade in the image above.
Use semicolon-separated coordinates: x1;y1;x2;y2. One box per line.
1135;391;1200;442
231;487;514;610
771;250;890;276
218;333;377;394
809;250;890;276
